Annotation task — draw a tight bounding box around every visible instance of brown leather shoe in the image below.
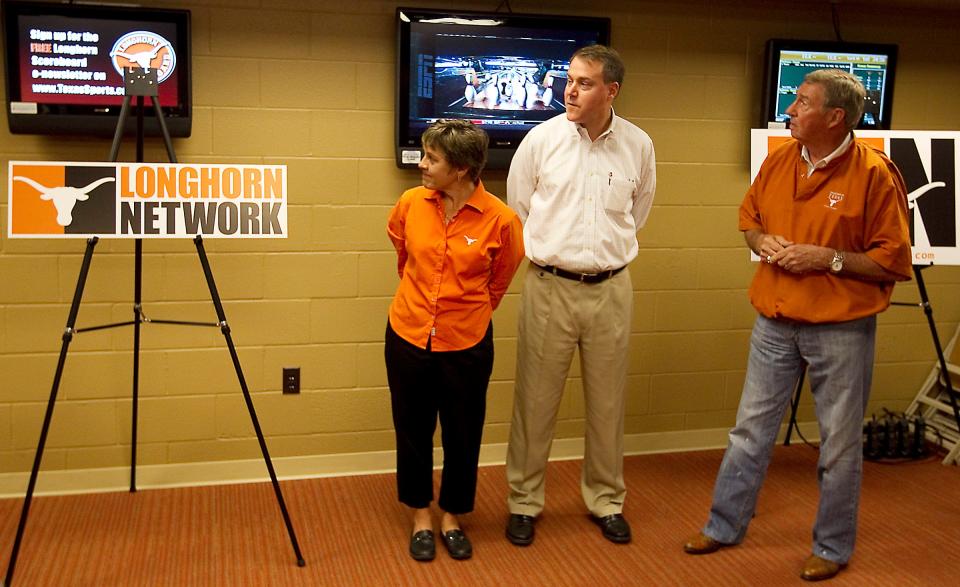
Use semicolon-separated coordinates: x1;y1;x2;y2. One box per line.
683;532;725;554
800;555;846;581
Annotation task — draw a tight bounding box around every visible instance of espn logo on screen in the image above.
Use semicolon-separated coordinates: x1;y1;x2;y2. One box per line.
8;162;288;239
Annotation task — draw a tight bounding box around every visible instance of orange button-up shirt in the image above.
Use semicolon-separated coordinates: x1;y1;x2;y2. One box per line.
739;138;912;323
387;181;525;351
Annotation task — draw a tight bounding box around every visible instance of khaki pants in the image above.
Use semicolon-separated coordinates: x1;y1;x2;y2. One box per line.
506;264;632;517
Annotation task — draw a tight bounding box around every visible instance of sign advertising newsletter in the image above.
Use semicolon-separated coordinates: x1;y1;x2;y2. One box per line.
7;162;287;239
751;130;960;266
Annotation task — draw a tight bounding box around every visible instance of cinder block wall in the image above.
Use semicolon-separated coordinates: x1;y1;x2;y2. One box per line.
1;0;958;475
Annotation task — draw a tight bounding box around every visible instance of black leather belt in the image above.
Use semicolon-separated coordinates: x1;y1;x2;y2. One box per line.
533;263;626;284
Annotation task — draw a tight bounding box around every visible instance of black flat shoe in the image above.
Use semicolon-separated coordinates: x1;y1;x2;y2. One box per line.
409;529;435;561
441;528;472;560
506;513;536;546
592;513;631;544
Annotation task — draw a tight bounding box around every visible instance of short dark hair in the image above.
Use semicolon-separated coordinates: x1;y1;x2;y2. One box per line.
571;44;625;86
421;119;489;182
804;69;866;132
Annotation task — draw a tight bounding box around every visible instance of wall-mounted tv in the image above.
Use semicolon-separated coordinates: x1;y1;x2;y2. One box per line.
2;1;191;137
396;7;610;170
761;38;897;130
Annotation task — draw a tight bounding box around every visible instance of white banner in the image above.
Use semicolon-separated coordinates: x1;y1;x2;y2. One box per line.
8;161;288;239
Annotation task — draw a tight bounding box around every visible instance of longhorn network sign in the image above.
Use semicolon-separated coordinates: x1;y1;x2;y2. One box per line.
751;130;960;266
7;162;287;239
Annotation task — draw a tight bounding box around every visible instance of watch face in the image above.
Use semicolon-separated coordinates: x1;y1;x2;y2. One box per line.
831;252;843;272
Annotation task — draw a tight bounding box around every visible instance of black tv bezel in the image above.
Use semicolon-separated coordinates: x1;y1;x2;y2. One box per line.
396;7;610;170
2;0;192;138
761;38;898;131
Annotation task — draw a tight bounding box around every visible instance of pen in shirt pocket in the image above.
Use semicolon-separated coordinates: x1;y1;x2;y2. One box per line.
607;172;637;187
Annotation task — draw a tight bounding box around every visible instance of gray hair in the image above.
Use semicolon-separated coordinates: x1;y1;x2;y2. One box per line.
421;119;488;183
804;69;866;132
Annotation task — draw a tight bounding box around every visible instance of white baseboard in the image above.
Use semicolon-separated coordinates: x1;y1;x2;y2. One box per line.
0;422;821;499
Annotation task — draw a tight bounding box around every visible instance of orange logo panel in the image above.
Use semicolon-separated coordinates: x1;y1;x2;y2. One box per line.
767;136;791;152
11;165;65;235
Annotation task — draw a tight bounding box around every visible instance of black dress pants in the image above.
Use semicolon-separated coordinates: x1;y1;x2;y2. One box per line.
385;320;493;514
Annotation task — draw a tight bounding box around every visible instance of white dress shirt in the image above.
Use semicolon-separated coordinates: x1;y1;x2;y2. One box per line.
507;110;656;273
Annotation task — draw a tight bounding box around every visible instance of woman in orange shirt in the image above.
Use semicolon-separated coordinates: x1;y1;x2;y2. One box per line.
386;120;524;561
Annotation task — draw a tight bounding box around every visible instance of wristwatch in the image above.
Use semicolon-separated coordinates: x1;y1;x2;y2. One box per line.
829;250;844;273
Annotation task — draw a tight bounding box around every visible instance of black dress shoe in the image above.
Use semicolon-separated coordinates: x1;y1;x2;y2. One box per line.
592;513;631;544
506;513;535;546
441;528;472;560
409;529;435;561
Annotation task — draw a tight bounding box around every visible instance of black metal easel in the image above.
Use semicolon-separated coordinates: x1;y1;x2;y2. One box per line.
783;367;808;446
3;68;305;586
783;263;960;446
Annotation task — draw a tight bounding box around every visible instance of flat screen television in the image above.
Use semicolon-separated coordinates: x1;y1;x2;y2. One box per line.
2;1;191;137
396;7;610;169
761;38;897;130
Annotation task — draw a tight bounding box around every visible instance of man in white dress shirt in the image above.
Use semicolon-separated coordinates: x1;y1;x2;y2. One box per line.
504;44;656;546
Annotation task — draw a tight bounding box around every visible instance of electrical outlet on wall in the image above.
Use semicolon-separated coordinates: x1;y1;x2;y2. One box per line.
282;367;300;394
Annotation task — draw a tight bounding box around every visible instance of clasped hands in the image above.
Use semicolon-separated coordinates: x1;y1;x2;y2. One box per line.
758;234;831;274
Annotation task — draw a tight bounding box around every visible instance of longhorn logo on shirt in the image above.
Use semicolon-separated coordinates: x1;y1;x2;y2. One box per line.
464;235;478;246
109;31;176;83
826;191;845;209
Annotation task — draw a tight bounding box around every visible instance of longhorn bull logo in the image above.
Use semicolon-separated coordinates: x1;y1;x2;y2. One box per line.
109;31;176;83
13;176;116;226
110;46;163;70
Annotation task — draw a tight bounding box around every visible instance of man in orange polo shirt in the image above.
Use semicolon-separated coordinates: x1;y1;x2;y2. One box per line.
683;70;911;581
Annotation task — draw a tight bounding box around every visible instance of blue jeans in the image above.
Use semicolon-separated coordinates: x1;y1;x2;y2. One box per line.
703;314;876;564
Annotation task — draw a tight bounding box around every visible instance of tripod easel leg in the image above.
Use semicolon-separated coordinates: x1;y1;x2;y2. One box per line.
784;367;807;446
131;239;143;492
913;265;960;431
193;236;306;566
4;237;99;586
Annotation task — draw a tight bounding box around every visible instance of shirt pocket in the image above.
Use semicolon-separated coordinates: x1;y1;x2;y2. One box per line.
602;177;635;223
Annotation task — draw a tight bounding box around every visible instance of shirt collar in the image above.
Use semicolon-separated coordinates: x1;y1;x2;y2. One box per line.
603;107;619;137
422;180;487;212
801;132;853;174
464;180;487;212
565;107;618;141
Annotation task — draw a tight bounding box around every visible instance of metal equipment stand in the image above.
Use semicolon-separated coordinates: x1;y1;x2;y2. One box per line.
3;68;305;586
901;264;960;463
